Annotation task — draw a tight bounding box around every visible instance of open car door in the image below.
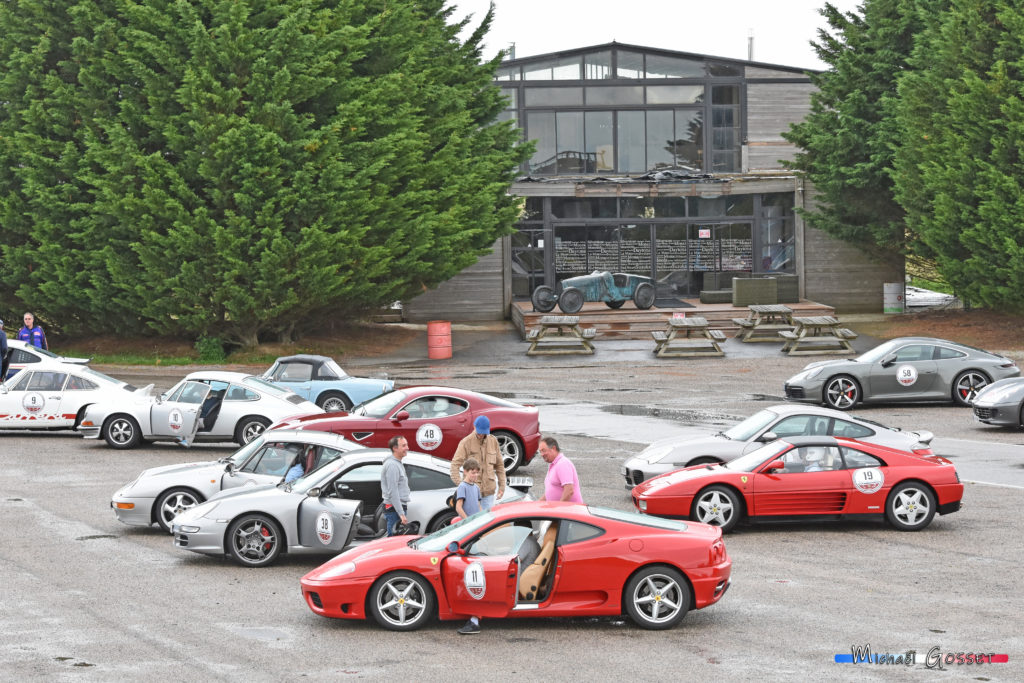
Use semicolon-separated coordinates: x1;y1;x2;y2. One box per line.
442;554;518;618
150;381;210;441
296;495;361;552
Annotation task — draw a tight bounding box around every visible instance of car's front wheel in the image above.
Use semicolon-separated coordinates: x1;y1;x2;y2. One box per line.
952;370;989;406
632;282;656;310
493;430;524;474
428;509;458;532
531;286;557;313
691;485;742;533
368;571;435;631
885;481;936;531
234;416;270;446
227;514;284;567
558;286;584;314
155;487;204;533
623;565;691;630
317;391;352;412
823;375;859;410
103;414;142;449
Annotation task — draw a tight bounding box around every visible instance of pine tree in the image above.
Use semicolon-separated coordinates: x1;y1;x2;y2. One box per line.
0;0;528;345
783;0;931;267
893;0;1024;310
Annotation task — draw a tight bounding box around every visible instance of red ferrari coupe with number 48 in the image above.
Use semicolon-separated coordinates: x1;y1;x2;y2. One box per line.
301;501;730;631
632;436;963;533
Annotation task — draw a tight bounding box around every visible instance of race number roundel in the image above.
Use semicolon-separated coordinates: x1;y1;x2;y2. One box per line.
316;512;334;545
22;392;45;414
852;467;884;494
168;409;184;432
464;560;486;600
416;423;443;451
896;364;918;387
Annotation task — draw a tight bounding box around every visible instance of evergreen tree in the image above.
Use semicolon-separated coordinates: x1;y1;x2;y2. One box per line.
0;0;527;345
893;0;1024;310
784;0;930;267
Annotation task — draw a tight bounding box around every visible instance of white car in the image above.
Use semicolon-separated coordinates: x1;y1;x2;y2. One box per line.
79;371;323;449
112;430;363;531
4;339;90;381
0;361;145;431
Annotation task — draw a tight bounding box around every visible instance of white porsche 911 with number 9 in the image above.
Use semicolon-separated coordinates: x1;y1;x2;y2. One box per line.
79;371;322;449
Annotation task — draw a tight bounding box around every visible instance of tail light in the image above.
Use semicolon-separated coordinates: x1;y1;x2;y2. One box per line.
999;361;1016;368
709;539;726;564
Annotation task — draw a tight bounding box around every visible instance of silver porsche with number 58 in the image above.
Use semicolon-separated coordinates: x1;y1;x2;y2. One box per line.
784;337;1019;410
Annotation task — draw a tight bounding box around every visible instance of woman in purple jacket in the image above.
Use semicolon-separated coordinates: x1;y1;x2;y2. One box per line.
17;312;47;350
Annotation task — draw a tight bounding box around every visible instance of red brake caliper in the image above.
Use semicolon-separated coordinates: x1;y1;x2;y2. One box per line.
260;525;271;551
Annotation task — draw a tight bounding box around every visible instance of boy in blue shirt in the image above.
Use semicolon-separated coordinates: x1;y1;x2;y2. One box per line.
455;458;482;520
455;458;483;636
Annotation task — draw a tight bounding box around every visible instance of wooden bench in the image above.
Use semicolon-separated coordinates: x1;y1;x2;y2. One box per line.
732;318;754;328
708;330;727;341
779;331;798;340
581;328;597;340
835;327;858;339
527;329;540;341
651;330;668;342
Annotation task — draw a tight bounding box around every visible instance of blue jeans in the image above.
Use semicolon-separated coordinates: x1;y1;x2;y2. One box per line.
480;494;496;511
384;507;401;536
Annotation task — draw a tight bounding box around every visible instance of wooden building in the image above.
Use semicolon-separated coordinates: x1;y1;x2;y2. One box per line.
403;43;900;322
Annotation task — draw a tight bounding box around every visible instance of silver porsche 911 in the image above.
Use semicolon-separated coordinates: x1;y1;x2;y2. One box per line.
972;378;1024;428
112;430;363;532
621;404;934;487
784;337;1019;410
171;449;532;567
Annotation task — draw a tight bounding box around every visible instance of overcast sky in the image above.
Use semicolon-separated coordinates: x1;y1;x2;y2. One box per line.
451;0;864;71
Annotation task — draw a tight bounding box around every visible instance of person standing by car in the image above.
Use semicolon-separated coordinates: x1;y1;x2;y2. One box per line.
449;415;506;510
17;312;47;350
0;319;8;381
539;436;583;503
381;436;411;536
454;458;482;520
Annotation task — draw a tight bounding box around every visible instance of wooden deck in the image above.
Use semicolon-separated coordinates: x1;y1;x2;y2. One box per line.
511;299;835;340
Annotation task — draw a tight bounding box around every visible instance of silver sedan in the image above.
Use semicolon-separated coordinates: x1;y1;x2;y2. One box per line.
784;337;1019;410
171;449;532;567
621;404;934;487
111;430;363;532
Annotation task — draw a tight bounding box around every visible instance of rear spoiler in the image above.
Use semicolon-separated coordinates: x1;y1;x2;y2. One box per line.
507;476;533;493
912;430;934;445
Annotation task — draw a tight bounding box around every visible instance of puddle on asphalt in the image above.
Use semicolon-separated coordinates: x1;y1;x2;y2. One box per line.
599;404;734;427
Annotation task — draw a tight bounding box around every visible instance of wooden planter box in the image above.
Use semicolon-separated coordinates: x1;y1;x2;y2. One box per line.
700;289;733;304
774;274;799;303
733;278;778;306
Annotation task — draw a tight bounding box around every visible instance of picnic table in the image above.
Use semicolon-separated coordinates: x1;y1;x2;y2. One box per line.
779;315;858;355
651;316;726;358
526;315;596;356
732;304;795;342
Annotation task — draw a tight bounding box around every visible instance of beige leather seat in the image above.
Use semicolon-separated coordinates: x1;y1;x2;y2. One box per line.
518;524;558;601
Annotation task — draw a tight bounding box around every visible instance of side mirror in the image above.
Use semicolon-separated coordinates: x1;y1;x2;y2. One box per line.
765;460;785;472
391;410;410;423
446;541;464;555
880;354;896;367
758;431;778;443
307;487;322;498
224;462;234;473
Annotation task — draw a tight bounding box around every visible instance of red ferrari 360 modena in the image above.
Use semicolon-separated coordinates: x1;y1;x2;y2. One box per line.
632;436;963;533
270;386;539;473
301;501;731;631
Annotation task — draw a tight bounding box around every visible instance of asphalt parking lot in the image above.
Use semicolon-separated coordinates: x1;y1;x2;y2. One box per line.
2;324;1023;680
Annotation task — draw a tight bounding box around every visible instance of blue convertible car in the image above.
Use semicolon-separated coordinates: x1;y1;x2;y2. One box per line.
262;355;393;412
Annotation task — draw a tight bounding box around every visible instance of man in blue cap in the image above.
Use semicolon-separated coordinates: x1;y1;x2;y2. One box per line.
449;414;506;512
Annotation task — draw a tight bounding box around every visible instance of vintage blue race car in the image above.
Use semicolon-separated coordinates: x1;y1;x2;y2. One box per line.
532;271;656;313
262;355;393;412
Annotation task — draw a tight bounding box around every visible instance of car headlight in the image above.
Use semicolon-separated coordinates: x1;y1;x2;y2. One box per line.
638;445;673;464
638;499;647;511
178;525;201;533
792;367;824;382
317;561;357;579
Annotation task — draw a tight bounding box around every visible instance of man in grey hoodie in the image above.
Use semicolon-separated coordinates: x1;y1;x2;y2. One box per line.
381;436;411;536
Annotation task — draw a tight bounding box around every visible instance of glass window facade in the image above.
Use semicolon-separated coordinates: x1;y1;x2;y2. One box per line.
506;47;744;175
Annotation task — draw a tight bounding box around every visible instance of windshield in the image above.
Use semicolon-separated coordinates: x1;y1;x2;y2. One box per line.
724;441;791;472
323;359;348;380
723;409;779;441
412;511;497;552
355;390;408;418
223;437;266;468
856;339;902;364
242;375;295;398
286;459;351;494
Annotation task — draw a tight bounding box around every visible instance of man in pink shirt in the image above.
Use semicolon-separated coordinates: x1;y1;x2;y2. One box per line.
539;436;583;503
